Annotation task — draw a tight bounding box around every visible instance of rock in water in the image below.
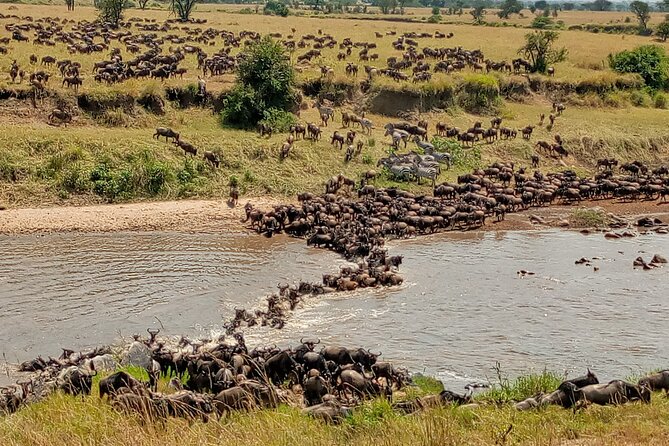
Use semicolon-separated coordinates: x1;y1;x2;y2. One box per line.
121;341;152;369
652;254;668;264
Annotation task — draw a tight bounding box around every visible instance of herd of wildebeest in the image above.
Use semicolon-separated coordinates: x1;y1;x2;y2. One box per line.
3;7;669;429
4;329;669;424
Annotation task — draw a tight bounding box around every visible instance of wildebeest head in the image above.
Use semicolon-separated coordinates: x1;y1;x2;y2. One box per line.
556;381;583;408
299;338;321;352
350;348;380;370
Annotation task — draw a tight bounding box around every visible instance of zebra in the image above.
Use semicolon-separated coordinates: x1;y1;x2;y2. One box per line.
312;102;334;126
413;135;434;152
423;148;452;169
417;158;441;175
412;163;438;186
388;164;414;181
385;128;409;149
359;118;373;135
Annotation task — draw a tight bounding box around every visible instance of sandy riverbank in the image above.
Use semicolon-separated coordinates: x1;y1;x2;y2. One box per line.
0;198;285;235
1;197;668;235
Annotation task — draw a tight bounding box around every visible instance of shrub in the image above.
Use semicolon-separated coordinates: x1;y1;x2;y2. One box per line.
427;14;441;23
220;84;260;127
657;20;669;42
531;16;554;29
59;164;90;193
220;36;296;129
145;162;169;195
459;74;500;113
629;89;651;107
609;45;669;90
654;92;669;108
264;0;288;16
258;108;297;133
177;157;199;185
90;163;124;201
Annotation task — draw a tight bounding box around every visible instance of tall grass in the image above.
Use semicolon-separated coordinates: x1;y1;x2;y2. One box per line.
2;371;669;446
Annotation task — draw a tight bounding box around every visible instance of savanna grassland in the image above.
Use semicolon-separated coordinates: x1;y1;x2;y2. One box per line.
0;4;668;207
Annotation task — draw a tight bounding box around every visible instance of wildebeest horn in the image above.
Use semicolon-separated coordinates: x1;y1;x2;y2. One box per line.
315;338;321;344
300;337;305;344
368;349;382;357
147;328;160;335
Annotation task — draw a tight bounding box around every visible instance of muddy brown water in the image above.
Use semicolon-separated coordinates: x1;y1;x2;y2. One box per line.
1;229;668;388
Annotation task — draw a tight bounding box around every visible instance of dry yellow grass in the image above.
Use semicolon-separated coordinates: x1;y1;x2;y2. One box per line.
0;3;666;90
0;3;667;207
2;390;669;446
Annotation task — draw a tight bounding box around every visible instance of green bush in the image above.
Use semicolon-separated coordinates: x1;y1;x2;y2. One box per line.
630;89;651;107
264;0;289;16
221;36;296;129
608;45;669;90
432;137;482;170
220;85;260;128
258;108;297;133
427;14;441;23
458;74;501;113
176;157;200;185
531;16;554;29
145;162;168;195
60;164;90;193
654;92;669;108
90;163;124;201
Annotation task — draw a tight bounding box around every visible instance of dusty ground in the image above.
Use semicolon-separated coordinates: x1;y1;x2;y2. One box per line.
1;197;669;235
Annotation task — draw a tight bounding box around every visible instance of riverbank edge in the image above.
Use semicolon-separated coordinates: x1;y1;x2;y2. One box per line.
1;196;668;235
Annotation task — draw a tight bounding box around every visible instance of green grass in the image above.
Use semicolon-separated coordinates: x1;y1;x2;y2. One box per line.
570;208;610;228
3;367;669;446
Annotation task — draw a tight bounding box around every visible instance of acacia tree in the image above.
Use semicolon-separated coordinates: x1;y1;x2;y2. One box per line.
518;30;568;73
97;0;127;27
630;1;651;32
377;0;398;14
171;0;198;21
137;0;149;9
589;0;611;11
470;5;485;24
65;0;75;11
498;0;522;18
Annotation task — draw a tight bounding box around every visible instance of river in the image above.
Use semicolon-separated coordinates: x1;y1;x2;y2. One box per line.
0;229;667;387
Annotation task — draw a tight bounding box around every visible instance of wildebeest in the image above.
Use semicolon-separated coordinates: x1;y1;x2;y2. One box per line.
175;139;197;156
638;370;669;393
203;150;220;168
264;351;301;384
99;371;147;399
153;127;180;142
579;380;650;406
57;365;96;396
